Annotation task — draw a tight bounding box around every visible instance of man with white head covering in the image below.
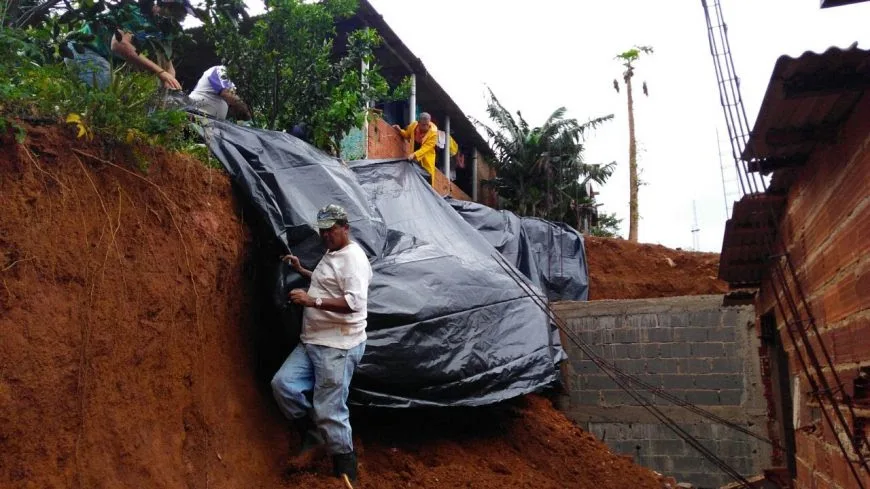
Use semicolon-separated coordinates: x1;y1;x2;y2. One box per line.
188;65;251;120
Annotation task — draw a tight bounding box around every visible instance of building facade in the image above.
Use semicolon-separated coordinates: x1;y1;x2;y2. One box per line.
719;46;870;489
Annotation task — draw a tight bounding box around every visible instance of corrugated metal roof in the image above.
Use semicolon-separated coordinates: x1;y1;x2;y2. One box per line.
719;194;786;286
721;46;870;286
742;45;870;165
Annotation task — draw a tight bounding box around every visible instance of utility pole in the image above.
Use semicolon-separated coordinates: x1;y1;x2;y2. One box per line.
691;200;700;251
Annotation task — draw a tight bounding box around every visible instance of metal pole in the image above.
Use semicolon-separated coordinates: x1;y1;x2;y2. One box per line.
408;73;416;124
362;57;369;159
471;150;478;202
443;115;451;194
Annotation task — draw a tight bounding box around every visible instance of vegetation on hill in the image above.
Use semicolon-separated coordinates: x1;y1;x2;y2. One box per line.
476;88;621;236
0;22;191;151
203;0;409;154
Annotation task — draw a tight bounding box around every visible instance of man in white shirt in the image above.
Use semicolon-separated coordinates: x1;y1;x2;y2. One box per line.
188;65;251;120
271;204;372;484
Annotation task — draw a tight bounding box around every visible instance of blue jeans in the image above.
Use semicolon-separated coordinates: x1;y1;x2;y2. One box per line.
271;341;365;455
63;43;111;90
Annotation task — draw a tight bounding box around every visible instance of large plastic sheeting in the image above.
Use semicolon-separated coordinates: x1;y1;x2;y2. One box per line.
202;120;563;408
447;199;589;302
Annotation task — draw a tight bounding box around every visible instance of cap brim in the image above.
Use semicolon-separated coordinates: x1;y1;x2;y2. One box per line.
316;219;337;230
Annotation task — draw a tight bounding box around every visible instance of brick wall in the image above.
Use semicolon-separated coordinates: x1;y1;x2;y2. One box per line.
474;148;498;208
553;295;770;488
367;116;406;159
366;117;472;201
755;96;870;489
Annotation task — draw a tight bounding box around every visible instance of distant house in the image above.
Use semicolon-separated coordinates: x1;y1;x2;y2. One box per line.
179;0;497;206
718;45;870;489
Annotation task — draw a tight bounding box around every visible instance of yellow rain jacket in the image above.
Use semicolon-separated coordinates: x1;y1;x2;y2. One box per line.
399;120;439;185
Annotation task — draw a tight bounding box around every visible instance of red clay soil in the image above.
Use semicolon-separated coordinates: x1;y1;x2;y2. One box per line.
1;124;662;489
585;235;727;300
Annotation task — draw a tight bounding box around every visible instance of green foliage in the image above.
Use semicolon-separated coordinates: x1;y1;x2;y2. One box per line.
0;24;191;150
4;0;182;60
206;0;407;154
182;142;222;169
615;45;654;67
590;212;622;238
476;88;616;231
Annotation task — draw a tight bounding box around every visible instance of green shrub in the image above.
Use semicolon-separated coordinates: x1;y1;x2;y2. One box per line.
0;25;191;150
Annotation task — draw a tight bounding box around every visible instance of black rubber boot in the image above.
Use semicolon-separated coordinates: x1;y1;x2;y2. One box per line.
332;451;358;482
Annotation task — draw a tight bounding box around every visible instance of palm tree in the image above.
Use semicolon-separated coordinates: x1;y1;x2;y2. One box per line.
476;88;614;230
614;45;653;243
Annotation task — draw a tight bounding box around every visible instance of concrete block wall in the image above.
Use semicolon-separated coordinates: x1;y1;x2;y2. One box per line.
553;295;770;488
754;95;870;489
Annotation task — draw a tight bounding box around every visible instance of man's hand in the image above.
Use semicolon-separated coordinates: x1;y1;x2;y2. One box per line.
407;153;417;162
391;124;401;132
281;254;303;272
157;70;182;90
111;30;181;90
281;254;313;279
289;288;312;306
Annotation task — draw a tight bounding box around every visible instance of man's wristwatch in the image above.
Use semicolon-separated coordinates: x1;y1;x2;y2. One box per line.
314;297;323;308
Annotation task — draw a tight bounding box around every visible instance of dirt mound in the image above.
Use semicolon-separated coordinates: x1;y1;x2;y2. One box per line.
585;235;727;300
1;124;661;488
307;395;660;489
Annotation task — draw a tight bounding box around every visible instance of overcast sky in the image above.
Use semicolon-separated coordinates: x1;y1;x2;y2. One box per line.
227;0;870;252
357;0;870;252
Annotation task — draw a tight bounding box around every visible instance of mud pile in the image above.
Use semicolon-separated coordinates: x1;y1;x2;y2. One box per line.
2;125;670;488
585;235;727;300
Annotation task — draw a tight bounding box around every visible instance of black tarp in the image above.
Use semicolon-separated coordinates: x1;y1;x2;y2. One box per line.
202;120;563;408
447;199;589;302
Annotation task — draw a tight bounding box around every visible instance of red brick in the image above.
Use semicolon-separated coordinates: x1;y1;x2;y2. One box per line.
796;455;814;488
820;263;870;325
801;209;870;309
784;96;870;240
797;432;816;464
833;319;870;365
813;472;834;489
367;117;406;158
830;452;852;488
815;440;835;476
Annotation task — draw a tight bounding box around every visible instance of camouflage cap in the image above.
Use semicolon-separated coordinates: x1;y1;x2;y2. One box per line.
315;204;348;229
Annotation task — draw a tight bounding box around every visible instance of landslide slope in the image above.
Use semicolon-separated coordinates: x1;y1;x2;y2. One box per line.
0;125;290;488
1;125;661;489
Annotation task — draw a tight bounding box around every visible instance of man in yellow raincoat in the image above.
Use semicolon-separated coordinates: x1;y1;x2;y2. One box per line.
393;112;438;186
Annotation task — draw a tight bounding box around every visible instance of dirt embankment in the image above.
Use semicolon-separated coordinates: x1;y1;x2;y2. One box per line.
585;235;727;300
1;124;289;488
1;125;666;489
